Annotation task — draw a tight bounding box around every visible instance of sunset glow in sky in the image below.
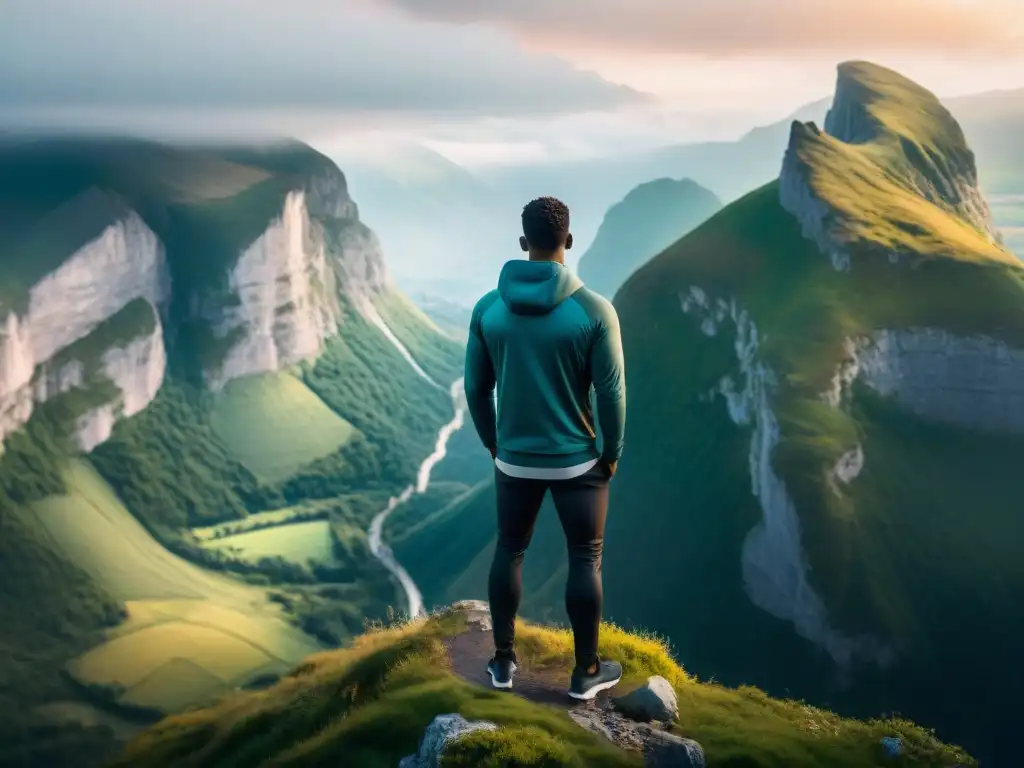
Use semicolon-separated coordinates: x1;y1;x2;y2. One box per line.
2;0;1022;163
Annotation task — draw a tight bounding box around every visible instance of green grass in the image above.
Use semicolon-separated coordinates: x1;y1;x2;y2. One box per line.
203;521;339;566
210;372;358;484
300;301;458;486
790;62;1015;266
112;610;974;768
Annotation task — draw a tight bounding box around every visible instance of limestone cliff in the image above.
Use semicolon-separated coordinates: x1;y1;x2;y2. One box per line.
0;199;169;452
834;329;1024;436
0;140;397;452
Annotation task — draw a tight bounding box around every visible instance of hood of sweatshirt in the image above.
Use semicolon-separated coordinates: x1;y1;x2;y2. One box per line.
497;259;583;316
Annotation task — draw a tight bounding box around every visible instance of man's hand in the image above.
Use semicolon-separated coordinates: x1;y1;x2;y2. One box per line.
602;459;618;478
489;446;497;460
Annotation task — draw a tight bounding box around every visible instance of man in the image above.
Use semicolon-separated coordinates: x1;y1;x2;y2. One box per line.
464;196;626;701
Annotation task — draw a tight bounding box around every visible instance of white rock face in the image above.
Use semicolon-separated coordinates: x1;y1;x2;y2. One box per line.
27;213;168;364
71;318;167;451
681;287;888;666
0;212;168;451
828;445;864;498
201;189;394;390
838;328;1024;435
103;319;168;419
75;405;118;453
206;191;341;389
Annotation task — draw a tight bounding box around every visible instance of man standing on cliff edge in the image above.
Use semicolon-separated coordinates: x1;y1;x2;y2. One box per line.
464;196;626;701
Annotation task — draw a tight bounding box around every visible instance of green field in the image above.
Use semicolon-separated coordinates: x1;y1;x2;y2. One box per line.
28;461;321;714
210;371;357;484
203;521;339;566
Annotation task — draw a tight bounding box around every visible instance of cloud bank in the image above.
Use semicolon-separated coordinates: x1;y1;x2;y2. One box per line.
371;0;1024;55
0;0;646;136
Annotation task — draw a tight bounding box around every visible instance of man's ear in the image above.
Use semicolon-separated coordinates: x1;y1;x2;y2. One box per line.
519;236;529;252
565;233;573;250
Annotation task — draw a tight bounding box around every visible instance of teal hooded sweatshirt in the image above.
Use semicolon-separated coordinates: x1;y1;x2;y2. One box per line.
464;259;626;471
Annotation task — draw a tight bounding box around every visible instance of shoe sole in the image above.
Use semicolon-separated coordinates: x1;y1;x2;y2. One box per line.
488;663;517;690
568;674;622;701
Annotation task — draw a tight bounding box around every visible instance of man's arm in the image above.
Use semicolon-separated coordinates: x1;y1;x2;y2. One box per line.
590;304;626;467
464;300;497;456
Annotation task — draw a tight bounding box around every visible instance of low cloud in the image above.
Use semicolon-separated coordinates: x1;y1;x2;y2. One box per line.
0;0;647;136
371;0;1024;55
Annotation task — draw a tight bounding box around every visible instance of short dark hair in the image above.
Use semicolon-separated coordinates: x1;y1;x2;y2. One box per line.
522;197;570;250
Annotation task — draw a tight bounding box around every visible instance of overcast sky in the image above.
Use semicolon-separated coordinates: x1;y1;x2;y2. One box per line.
2;0;1023;163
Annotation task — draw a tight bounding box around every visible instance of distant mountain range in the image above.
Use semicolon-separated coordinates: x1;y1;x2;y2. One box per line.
339;85;1023;307
576;177;722;300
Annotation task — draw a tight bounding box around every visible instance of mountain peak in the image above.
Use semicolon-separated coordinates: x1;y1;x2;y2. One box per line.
780;61;1009;268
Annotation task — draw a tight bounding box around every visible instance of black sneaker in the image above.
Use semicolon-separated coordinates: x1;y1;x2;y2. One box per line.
487;656;517;689
569;659;622;700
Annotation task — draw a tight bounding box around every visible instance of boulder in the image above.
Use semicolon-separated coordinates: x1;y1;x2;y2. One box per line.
398;713;498;768
613;676;679;723
643;730;706;768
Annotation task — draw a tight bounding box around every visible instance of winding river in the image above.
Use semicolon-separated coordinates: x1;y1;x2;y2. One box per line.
367;377;465;618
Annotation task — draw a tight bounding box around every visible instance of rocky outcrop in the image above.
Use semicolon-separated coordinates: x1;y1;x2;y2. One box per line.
304;166;359;221
779;61;999;270
73;317;167;451
398;713;498;768
201;191;341;389
0;209;168;452
836;328;1024;436
643;731;706;768
823;63;995;236
777;121;853;272
681;286;888;666
613;676;678;723
200;184;393;389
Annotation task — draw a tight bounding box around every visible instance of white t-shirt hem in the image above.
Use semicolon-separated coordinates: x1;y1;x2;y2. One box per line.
494;457;599;480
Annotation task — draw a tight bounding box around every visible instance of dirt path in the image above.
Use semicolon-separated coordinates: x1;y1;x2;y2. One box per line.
444;601;667;753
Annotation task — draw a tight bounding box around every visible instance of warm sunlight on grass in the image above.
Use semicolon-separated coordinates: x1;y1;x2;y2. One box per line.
114;608;975;767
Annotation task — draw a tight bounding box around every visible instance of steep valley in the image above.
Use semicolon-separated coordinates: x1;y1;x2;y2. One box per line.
0;138;465;766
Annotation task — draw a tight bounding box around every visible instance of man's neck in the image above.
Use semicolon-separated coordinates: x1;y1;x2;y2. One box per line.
528;248;565;264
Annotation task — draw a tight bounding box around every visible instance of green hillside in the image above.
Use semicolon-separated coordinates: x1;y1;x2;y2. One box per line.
394;62;1024;765
0;137;465;764
577;178;722;300
112;607;973;767
210;371;358;484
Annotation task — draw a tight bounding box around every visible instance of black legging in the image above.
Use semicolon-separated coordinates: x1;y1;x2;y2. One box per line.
489;462;610;671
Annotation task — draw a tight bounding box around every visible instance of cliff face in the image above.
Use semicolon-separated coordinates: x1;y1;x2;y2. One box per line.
823;64;995;236
779;61;1007;270
0;140;395;453
0;206;168;452
842;329;1024;436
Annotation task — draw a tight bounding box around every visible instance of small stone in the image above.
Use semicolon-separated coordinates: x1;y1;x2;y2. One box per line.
398;713;498;767
568;710;615;742
449;600;492;632
613;676;679;723
880;736;903;757
643;730;706;768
